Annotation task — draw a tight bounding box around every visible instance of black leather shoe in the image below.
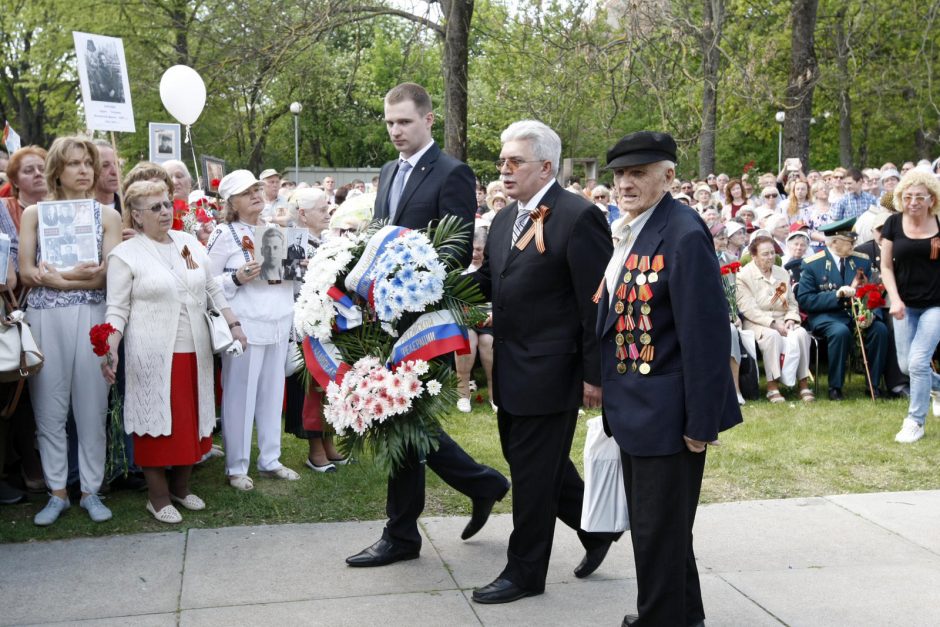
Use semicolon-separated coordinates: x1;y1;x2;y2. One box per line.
345;538;419;567
461;483;510;540
574;540;613;578
471;577;541;604
828;388;844;401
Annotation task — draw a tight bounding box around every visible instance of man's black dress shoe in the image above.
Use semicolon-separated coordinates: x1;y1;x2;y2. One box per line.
828;388;844;401
345;538;419;567
622;615;638;626
471;577;541;604
461;483;510;540
574;539;613;578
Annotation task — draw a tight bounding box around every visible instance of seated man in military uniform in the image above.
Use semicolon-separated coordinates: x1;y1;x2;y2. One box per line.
796;217;888;400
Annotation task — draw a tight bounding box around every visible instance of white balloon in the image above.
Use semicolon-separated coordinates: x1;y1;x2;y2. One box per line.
159;65;206;126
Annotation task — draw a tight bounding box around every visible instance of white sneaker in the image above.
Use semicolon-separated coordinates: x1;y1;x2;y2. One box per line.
895;418;925;444
737;393;746;406
457;398;472;413
931;391;940;417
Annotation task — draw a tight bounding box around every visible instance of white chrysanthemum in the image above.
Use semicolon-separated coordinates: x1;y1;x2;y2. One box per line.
426;380;442;396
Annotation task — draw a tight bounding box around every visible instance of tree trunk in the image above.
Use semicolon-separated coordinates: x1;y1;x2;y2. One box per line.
440;0;473;161
698;0;724;178
782;0;819;169
834;8;853;168
169;0;190;65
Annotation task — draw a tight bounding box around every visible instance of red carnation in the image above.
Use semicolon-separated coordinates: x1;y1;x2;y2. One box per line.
475;393;483;403
211;178;221;188
89;323;117;357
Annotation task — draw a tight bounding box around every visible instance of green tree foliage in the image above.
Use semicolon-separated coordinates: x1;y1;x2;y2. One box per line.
0;0;935;183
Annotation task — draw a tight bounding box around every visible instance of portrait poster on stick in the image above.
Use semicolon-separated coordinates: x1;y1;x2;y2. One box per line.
73;31;135;132
255;225;288;283
149;123;181;163
201;155;226;194
36;199;100;271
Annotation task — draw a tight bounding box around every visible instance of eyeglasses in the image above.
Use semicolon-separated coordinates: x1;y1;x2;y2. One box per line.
763;193;779;199
593;195;609;200
144;200;173;213
495;157;543;173
902;194;931;203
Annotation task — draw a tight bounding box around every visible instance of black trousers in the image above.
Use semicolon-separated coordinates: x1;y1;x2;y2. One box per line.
497;408;617;591
622;447;707;627
382;429;509;550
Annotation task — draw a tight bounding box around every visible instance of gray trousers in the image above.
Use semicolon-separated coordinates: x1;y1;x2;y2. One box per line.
28;303;109;493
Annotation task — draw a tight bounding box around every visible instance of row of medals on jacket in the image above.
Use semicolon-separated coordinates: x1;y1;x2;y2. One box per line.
613;254;664;375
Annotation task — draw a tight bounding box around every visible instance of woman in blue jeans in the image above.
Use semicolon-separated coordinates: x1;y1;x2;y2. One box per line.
880;170;940;444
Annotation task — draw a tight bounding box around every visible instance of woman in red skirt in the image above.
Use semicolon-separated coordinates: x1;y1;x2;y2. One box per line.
102;180;246;523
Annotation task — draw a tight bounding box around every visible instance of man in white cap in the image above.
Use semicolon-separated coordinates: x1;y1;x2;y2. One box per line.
259;168;285;222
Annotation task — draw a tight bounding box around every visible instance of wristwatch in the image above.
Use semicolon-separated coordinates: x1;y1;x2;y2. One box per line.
231;270;242;286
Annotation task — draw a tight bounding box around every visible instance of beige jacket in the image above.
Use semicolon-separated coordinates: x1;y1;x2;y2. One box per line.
736;261;800;331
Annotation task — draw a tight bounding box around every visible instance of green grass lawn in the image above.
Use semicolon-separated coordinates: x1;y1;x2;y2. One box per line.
3;377;939;544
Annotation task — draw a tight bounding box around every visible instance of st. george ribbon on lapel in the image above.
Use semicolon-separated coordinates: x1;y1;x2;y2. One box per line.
514;204;551;254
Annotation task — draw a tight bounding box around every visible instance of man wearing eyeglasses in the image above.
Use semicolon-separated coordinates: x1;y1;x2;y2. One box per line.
470;120;618;604
346;82;509;570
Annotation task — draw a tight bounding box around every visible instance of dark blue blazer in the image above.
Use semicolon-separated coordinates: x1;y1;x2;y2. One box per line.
597;195;742;456
796;248;873;330
475;182;612;416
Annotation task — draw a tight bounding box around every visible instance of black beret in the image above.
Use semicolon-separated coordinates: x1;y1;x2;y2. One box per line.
605;131;677;170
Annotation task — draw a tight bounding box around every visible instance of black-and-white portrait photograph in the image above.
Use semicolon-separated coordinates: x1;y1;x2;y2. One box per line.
84;39;125;103
148;123;181;163
256;225;286;282
73;32;135;132
36;199;99;271
201;155;227;194
283;228;307;281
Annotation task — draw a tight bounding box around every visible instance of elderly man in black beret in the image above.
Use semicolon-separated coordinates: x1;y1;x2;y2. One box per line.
596;131;742;626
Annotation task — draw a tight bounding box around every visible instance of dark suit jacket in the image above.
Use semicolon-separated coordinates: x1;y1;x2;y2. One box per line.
474;182;612;416
373;143;475;265
597;195;742;456
796;248;873;330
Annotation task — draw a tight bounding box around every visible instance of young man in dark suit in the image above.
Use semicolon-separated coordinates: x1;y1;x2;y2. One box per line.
470;120;619;604
597;131;742;626
345;83;509;569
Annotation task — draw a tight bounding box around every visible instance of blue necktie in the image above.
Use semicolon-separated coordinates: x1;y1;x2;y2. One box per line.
388;161;412;222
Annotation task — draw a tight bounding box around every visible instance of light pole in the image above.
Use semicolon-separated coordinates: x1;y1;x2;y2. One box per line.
290;102;303;184
775;111;785;173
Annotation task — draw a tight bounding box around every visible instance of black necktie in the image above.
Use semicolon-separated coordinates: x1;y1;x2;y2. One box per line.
839;257;846;280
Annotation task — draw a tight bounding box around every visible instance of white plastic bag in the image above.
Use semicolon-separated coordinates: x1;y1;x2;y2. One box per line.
581;415;629;533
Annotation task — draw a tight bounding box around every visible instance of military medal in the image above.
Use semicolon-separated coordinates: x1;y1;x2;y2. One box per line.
640;303;651;315
617;362;627;374
648;255;664;283
615;333;625;346
623;254;638;284
615;301;624;314
628;343;640;372
636;256;650;285
638;345;655;375
640;332;651;345
625;332;635;344
638;363;651;375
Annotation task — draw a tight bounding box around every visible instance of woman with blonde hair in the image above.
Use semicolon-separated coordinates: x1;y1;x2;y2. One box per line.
102;181;245;522
881;171;940;443
19;137;123;525
206;170;300;490
785;179;811;224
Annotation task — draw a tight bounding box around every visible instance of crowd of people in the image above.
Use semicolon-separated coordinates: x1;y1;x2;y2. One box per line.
0;117;938;528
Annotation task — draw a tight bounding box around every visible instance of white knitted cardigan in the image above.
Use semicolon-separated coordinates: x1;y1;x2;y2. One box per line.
106;231;226;437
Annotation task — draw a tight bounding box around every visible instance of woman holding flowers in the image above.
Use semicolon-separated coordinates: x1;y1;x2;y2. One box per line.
18;137;123;526
736;235;814;403
207;171;300;490
880;170;940;444
101;181;245;522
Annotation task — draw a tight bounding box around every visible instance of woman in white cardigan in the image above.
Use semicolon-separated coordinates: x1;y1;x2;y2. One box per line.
102;181;246;523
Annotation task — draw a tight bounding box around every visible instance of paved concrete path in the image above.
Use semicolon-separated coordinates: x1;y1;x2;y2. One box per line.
2;490;939;626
